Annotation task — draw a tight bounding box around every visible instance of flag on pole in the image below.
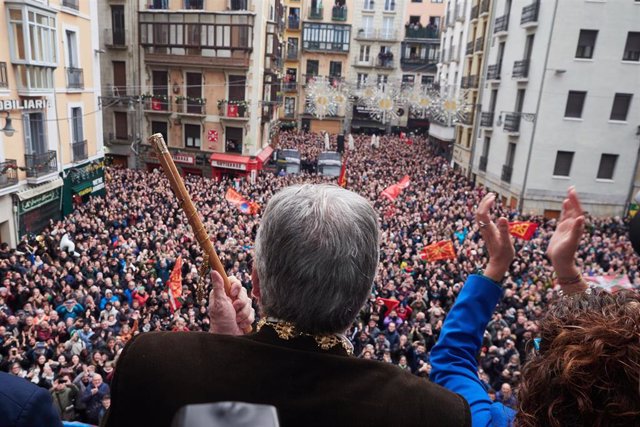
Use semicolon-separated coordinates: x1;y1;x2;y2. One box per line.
508;221;539;240
225;188;253;214
419;240;456;262
376;297;400;314
338;155;348;188
381;175;411;201
166;256;183;312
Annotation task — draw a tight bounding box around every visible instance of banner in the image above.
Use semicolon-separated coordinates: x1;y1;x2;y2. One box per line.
338;156;348;188
225;188;260;214
508;221;538;240
584;275;634;293
419;240;456;262
167;256;183;312
381;175;411;201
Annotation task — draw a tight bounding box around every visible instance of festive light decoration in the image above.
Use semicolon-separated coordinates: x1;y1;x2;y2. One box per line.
305;76;339;120
430;84;473;125
357;81;405;123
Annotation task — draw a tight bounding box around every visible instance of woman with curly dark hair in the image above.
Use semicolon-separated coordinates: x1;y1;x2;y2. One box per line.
431;188;640;426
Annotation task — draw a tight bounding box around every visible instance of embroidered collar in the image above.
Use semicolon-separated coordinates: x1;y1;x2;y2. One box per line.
256;317;354;356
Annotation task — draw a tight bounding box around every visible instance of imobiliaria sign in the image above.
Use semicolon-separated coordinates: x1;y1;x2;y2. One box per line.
1;98;52;111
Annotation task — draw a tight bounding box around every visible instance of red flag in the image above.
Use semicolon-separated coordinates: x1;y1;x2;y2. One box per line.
419;240;456;262
227;104;238;117
248;201;261;215
508;221;538;240
225;188;251;214
166;256;183;312
584;275;634;293
338;155;348;188
380;175;411;201
376;297;399;314
151;98;162;111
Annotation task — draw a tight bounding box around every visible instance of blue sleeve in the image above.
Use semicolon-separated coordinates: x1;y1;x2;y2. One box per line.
17;385;63;427
430;274;516;427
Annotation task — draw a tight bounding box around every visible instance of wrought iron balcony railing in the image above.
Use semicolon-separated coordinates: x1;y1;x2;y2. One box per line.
521;1;539;25
480;112;494;127
479;155;488;172
494;15;509;34
512;60;529;78
501;164;513;183
0;160;19;189
72;140;88;162
487;63;501;80
66;67;84;89
503;113;521;132
25;151;57;178
332;6;347;21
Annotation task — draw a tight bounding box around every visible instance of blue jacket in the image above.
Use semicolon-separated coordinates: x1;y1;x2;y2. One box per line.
430;274;517;427
0;371;62;427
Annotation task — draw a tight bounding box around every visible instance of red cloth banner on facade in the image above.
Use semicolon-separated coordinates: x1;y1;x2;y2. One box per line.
227;104;238;117
419;240;456;262
508;222;538;240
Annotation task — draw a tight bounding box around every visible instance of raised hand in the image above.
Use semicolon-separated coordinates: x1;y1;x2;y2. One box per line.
208;271;255;336
546;187;585;279
475;193;515;282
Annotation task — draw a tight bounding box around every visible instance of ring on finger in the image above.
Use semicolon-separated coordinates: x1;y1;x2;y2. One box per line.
478;221;488;228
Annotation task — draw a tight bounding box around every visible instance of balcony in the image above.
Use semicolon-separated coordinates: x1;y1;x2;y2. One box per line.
479;155;488;172
283;81;297;92
400;55;437;72
0;160;19;189
469;75;478;88
139;11;254;69
65;68;84;89
503;113;521;133
62;0;79;10
308;6;323;19
480;0;490;16
376;57;395;69
332;6;347;21
494;15;509;35
521;1;539;27
0;62;7;88
286;46;299;61
219;102;250;120
501;164;513;183
466;41;474;56
480;112;494;127
475;36;484;53
512;60;529;79
303;40;350;53
456;4;465;21
459;112;473;126
230;0;248;10
404;25;440;39
471;5;479;21
143;95;171;112
288;16;300;30
461;76;469;89
25;151;57;179
72;140;88;163
487;63;501;80
355;29;398;41
175;98;206;115
104;28;127;48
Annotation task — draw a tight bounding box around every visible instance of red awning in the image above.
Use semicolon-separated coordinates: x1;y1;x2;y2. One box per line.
256;146;274;163
209;153;251;164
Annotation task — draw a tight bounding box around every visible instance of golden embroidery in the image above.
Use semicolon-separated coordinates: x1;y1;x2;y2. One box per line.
257;318;353;355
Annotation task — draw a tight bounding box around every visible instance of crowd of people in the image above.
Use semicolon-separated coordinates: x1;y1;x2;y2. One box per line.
0;130;637;424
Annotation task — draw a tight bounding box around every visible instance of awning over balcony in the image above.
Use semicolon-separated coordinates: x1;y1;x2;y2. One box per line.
16;178;63;201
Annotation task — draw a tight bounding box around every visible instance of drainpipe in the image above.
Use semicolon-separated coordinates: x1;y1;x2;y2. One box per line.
518;0;559;214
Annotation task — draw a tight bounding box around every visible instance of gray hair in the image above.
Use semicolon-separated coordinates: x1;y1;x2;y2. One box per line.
254;184;379;334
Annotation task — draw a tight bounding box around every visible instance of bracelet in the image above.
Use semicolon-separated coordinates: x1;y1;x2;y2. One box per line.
553;272;583;286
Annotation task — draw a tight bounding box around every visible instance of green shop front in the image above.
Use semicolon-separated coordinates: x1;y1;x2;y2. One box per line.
15;179;63;237
62;159;106;216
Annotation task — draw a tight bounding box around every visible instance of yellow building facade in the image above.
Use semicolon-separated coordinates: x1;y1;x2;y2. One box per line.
0;0;103;245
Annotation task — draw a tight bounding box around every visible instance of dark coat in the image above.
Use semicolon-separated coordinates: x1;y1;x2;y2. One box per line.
0;372;62;427
105;328;470;427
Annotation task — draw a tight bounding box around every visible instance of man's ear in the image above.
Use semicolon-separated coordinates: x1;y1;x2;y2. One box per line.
251;267;261;301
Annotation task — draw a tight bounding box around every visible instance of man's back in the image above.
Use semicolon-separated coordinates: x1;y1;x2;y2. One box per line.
106;329;470;427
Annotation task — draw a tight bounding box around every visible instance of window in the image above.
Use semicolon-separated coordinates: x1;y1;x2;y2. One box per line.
284;97;296;117
114;112;128;140
361;16;374;37
71;107;83;143
66;30;79;68
225;127;243;153
381;17;394;39
364;0;374;10
306;60;319;76
228;75;246;103
482;137;491;157
329;61;342;77
553;151;574;177
384;0;396;11
575;30;597;59
151;121;168;146
23;112;47;154
564;91;587;118
184;124;201;148
357;73;368;88
610;93;632;121
377;74;388;85
151;0;168;8
421;75;434;85
506;142;516;167
185;72;202;113
112;61;126;95
597;154;618;180
184;0;203;9
111;5;125;45
359;45;371;62
623;32;640;61
302;23;351;52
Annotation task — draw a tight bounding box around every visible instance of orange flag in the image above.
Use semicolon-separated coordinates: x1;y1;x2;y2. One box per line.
225;188;253;214
338;155;348;188
419;240;456;262
508;221;538;240
381;175;411;201
166;255;183;312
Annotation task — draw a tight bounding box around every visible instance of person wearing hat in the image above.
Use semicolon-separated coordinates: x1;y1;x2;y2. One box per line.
99;290;119;311
55;299;85;322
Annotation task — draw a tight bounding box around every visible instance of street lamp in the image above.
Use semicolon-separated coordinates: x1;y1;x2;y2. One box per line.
1;112;15;137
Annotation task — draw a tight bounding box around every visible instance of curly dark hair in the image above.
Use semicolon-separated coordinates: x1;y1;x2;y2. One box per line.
516;289;640;427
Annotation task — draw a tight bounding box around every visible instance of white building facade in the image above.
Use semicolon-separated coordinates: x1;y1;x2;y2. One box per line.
473;0;640;216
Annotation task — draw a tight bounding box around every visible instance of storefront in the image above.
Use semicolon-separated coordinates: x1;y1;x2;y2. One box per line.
351;105;385;134
15;179;63;237
140;146;209;176
62;158;106;216
210;146;274;182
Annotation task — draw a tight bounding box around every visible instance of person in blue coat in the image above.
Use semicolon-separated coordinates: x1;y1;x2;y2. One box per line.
0;371;62;427
431;189;640;426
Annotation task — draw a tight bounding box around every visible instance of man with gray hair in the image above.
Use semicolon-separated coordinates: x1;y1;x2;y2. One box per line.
105;184;470;427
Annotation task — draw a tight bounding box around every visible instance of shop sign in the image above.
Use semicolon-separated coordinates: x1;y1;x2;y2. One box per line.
69;160;105;186
1;99;52;111
19;188;60;214
211;160;247;171
173;153;195;164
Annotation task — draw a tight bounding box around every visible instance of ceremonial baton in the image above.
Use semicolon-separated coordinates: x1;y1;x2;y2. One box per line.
149;133;252;334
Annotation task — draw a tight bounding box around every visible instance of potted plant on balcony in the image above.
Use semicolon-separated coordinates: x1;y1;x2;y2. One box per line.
217;99;227;115
175;96;187;113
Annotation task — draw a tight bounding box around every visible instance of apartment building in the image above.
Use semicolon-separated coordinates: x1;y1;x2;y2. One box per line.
99;0;283;180
431;0;472;151
280;0;303;129
297;0;352;134
473;0;640;216
0;0;103;245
